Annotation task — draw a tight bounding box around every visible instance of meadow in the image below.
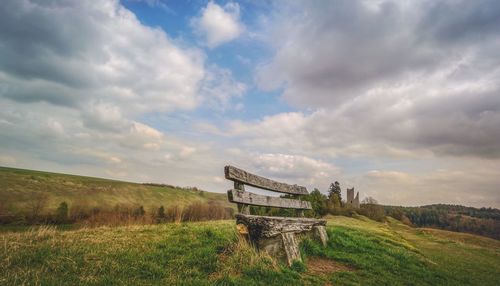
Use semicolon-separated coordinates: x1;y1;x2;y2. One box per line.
0;167;233;225
1;216;499;285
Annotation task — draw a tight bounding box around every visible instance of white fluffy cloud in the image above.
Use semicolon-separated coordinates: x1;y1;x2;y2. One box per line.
0;95;225;187
1;0;499;208
216;0;500;207
192;1;243;48
0;0;244;190
214;148;340;193
0;0;205;117
200;65;247;110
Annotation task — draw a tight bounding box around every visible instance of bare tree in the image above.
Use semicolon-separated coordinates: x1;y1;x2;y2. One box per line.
361;196;378;205
28;193;49;222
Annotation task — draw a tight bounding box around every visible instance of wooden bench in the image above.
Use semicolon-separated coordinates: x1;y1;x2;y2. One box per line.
225;165;328;265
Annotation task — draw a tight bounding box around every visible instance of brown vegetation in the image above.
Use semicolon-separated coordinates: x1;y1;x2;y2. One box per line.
0;200;234;227
306;257;353;275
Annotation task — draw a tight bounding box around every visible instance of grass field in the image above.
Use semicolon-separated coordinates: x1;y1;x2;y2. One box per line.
1;216;498;285
0;166;231;214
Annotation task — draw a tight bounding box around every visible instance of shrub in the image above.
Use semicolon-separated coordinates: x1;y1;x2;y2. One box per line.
157;206;165;218
358;203;386;222
56;201;69;223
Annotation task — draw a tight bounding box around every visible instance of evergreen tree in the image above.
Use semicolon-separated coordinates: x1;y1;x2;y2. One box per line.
158;206;165;218
134;205;145;217
328;181;342;209
56;201;69;223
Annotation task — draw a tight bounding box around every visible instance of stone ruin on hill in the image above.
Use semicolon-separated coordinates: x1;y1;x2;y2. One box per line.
346;187;360;208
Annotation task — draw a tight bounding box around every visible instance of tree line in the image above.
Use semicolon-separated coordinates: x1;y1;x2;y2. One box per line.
250;181;386;222
384;204;500;240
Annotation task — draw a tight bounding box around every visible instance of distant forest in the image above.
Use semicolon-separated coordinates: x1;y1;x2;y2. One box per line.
384;204;500;240
249;184;500;241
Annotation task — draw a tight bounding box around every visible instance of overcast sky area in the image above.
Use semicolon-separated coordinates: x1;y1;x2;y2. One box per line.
1;0;499;208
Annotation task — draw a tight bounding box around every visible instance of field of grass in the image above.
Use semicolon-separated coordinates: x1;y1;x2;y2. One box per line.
0;166;231;214
1;216;498;285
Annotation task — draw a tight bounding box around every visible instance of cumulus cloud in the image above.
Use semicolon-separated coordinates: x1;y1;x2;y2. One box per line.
200;65;247;109
212;0;500;207
0;0;244;189
257;0;500;106
192;1;243;48
216;149;340;193
252;153;339;188
227;86;500;159
1;0;499;208
0;0;204;115
249;0;500;159
0;95;221;186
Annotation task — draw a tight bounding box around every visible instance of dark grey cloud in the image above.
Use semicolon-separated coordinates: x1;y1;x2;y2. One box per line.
0;0;205;112
418;0;500;44
258;0;500;105
253;0;500;159
0;1;106;88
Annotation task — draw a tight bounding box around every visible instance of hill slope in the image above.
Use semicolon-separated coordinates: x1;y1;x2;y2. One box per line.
0;166;231;214
384;204;500;240
1;216;499;285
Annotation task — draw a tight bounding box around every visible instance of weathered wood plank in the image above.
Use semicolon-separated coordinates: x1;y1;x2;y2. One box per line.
228;189;312;210
234;181;250;214
224;165;308;195
236;214;326;238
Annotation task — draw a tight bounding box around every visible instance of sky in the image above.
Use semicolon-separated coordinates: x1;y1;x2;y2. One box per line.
1;0;499;208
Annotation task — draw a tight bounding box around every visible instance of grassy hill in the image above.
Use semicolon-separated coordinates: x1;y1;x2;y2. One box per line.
0;166;231;215
1;216;499;285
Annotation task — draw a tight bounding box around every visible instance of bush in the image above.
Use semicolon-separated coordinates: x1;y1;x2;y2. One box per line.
358;204;386;222
182;201;233;222
156;205;165;222
56;201;69;223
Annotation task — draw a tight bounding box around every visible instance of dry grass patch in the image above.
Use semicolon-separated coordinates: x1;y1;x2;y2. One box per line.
306;257;353;276
210;234;279;281
417;228;500;250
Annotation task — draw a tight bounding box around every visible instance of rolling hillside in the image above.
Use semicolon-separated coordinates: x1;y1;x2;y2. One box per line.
0;166;231;215
0;216;498;285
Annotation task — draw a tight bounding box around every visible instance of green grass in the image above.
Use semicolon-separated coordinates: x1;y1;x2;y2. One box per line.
0;166;231;214
1;216;499;285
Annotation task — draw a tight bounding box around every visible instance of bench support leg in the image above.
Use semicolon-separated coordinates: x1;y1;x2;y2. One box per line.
313;226;328;246
281;232;301;266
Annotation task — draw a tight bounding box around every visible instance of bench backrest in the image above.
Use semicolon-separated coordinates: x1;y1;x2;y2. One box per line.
225;165;312;216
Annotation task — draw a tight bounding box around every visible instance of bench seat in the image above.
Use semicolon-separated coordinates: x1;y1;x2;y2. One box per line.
236;214;326;238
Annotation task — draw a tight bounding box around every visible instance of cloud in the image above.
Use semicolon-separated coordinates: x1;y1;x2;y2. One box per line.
0;95;223;187
227;88;500;160
217;147;340;192
257;0;500;107
247;0;500;159
0;0;205;115
192;1;243;48
130;0;174;14
251;153;339;188
200;65;247;110
0;0;243;191
0;0;498;209
354;163;500;208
